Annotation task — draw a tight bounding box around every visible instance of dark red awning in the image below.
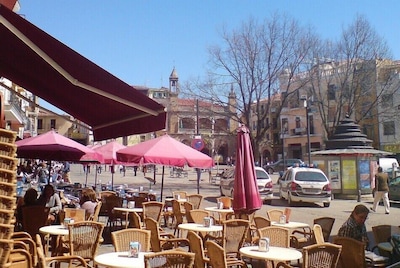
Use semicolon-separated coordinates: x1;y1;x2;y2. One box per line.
0;5;166;141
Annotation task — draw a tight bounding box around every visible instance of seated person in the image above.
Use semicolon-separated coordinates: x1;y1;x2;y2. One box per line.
79;188;98;219
338;204;370;249
38;184;62;224
16;188;39;224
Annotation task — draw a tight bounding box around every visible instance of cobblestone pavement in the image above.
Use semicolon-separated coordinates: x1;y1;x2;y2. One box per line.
63;163;399;255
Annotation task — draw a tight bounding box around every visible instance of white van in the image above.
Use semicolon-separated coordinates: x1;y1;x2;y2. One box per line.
378;157;399;173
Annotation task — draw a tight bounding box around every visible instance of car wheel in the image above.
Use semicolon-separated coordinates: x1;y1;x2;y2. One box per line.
323;202;330;208
267;168;274;174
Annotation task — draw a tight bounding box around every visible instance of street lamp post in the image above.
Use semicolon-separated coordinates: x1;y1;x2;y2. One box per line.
302;97;312;165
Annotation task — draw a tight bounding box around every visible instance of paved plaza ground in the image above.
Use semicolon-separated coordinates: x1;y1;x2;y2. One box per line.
63;163;399;255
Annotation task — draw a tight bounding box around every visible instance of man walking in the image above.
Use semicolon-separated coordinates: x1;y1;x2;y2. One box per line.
371;166;390;214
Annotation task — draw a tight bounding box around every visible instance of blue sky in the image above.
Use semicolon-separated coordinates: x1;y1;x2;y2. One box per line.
19;1;400;113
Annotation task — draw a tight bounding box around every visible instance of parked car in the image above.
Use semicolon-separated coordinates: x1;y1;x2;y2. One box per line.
278;166;331;207
263;159;304;174
219;166;273;204
389;176;400;201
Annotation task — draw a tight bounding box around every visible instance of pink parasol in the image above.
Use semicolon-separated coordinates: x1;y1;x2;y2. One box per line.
16;130;103;162
232;125;262;214
116;134;213;199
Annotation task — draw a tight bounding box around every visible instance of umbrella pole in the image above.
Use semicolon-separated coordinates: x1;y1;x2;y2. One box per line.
94;164;98;188
160;166;165;201
84;167;88;187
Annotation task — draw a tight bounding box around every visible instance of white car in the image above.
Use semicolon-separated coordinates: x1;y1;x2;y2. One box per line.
278;167;331;207
219;166;273;204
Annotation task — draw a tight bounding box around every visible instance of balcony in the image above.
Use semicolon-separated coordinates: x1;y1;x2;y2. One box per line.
291;128;305;135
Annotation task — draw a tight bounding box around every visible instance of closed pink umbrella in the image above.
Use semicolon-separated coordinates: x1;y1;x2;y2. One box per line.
232;125;262;214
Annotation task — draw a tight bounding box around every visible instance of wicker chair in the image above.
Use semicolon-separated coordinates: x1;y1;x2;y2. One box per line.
314;217;335;242
133;196;148;208
266;209;284;222
128;211;143;229
88;201;102;221
8;247;32;268
11;232;37;267
144;250;195;268
62;208;86;222
276;242;342;268
98;191;117;219
172;191;188;200
171;200;186;236
333;236;367;268
35;234;88;268
371;224;393;257
222;219;250;261
205;240;247;268
313;224;325;244
258;226;290;248
21;206;50;238
111;228;151;252
187;194;203;209
104;195;124;230
189;209;211;224
67;221;104;267
187;231;209;268
183;202;194;223
142;201;164;224
144;218;189;252
257;226;290;268
162;199;174;228
216;197;232;209
254;215;271;229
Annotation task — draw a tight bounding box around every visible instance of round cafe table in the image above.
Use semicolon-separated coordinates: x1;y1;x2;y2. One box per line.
271;221;310;233
113;207;143;228
95;251;147;268
240;246;302;262
204;206;234;223
178;223;222;233
271;221;309;229
39;225;69;236
39;225;69;256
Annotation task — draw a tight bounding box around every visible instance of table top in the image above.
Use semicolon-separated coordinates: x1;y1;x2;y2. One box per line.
39;225;69;236
94;251;147;268
164;198;187;202
271;221;310;229
204;206;234;213
178;223;223;233
114;207;143;213
240;246;302;262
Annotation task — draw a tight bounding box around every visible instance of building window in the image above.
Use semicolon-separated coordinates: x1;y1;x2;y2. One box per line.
295;117;301;128
50;119;56;129
328;84;336;100
383;121;395;135
281;118;288;134
37;119;43;129
382;94;393;107
362;102;372;118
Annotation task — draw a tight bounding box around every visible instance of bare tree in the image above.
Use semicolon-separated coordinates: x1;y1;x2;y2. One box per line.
182;14;318;159
307;15;393;140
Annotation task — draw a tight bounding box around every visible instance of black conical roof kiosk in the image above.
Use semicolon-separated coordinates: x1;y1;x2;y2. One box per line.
311;115;392;199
